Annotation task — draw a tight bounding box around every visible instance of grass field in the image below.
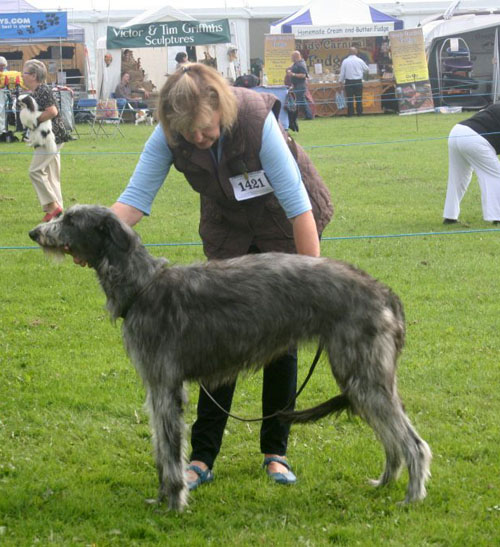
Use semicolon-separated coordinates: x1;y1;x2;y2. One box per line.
1;112;499;546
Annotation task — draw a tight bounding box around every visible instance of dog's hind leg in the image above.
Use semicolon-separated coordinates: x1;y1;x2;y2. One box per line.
399;417;431;503
352;388;405;487
332;328;431;503
147;383;188;511
351;384;431;503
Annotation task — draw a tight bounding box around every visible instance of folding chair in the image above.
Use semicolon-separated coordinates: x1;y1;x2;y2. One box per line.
74;98;97;136
94;98;126;138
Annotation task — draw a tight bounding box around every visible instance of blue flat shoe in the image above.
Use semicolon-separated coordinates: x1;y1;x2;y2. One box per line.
263;456;297;485
187;464;214;491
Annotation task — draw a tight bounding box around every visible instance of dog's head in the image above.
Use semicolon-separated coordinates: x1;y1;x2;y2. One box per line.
29;205;135;268
18;94;38;113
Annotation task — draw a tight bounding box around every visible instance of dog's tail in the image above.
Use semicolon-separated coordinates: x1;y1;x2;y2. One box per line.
279;393;350;424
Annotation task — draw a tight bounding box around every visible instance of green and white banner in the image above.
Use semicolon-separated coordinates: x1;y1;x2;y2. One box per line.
107;19;231;49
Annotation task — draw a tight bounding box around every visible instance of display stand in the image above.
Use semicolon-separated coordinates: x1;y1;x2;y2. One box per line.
308;80;395;117
437;37;487;109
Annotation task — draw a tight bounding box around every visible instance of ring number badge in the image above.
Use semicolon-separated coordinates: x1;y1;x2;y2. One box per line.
229;170;274;201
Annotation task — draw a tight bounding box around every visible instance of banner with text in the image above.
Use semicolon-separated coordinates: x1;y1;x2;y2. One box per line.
264;34;295;85
389;28;434;115
299;37;375;75
292;23;395;40
0;12;67;40
106;19;231;49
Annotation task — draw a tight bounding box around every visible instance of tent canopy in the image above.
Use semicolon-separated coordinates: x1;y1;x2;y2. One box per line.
98;7;193;99
270;0;403;35
2;0;39;11
422;11;500;52
109;7;245;83
0;0;84;43
421;10;500;107
121;5;195;27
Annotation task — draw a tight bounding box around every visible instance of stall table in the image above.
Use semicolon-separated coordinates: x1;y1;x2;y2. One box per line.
308;80;396;116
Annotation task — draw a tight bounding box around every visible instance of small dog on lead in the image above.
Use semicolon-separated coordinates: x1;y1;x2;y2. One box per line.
29;205;431;512
135;109;154;126
18;94;57;154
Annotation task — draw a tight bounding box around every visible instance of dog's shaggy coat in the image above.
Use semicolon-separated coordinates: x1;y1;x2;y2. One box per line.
29;205;431;511
18;94;57;154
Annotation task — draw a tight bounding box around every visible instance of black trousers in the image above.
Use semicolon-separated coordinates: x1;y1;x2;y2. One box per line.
345;79;364;116
190;245;298;469
190;350;298;469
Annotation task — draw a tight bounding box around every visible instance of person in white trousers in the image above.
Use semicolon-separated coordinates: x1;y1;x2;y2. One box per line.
23;59;68;222
443;104;500;225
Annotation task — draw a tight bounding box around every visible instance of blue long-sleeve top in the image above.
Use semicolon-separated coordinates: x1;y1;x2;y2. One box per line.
118;112;312;218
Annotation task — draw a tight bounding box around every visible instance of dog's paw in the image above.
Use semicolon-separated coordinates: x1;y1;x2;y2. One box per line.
144;497;160;505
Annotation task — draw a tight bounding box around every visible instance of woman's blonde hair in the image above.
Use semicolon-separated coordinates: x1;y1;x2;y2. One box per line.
23;59;47;83
158;63;238;145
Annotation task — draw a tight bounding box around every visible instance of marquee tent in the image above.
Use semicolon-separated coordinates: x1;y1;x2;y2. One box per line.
270;0;403;38
97;7;196;100
118;4;247;78
422;10;500;106
97;6;239;100
0;0;83;44
0;0;85;92
120;5;196;27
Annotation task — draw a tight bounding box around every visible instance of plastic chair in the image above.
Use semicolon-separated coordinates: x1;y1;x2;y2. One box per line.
94;98;127;138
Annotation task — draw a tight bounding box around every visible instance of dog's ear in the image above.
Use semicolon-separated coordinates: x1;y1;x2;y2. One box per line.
21;95;35;113
101;213;133;253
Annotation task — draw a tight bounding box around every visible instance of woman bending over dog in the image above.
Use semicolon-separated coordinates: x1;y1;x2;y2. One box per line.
81;63;333;489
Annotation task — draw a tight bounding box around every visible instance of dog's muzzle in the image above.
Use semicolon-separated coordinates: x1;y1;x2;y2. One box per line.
29;224;64;252
29;226;42;244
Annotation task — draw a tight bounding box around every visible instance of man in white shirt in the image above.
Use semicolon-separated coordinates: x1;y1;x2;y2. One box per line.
339;47;369;116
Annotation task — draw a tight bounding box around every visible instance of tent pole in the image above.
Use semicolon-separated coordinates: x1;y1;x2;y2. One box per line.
493;28;499;103
59;38;63;76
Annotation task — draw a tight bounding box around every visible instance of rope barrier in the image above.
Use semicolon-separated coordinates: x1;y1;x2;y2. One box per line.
2;227;498;252
2;131;500;156
1;88;495;115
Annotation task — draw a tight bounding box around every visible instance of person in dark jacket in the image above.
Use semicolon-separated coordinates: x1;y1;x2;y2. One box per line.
443;103;500;224
106;63;332;490
286;51;313;120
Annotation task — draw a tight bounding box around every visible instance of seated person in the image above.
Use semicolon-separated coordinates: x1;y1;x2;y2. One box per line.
114;71;149;108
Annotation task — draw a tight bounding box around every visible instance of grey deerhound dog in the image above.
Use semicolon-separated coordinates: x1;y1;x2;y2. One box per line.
29;205;431;511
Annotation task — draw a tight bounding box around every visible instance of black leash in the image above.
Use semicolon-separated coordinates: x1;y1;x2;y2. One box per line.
199;343;324;422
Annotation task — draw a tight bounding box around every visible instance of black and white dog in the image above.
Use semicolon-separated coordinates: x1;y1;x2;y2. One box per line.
18;94;57;154
29;205;431;511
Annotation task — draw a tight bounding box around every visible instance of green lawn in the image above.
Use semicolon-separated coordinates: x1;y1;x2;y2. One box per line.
1;113;499;545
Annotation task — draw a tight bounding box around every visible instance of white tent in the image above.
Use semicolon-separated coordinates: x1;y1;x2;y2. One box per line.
422;12;500;51
270;0;403;38
118;4;247;80
422;10;500;106
124;5;197;82
123;5;196;27
97;7;196;100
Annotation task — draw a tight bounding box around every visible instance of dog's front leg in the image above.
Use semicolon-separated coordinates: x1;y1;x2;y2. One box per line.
147;383;188;511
